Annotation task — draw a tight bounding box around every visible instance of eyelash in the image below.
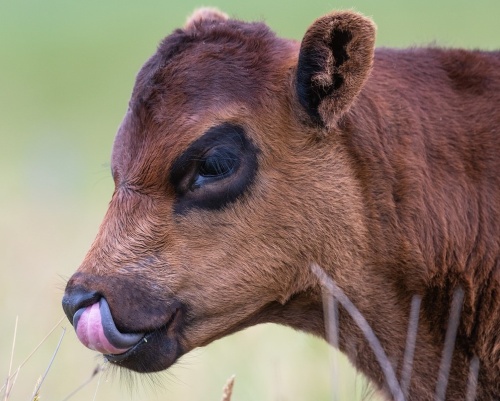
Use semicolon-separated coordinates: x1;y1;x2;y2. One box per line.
192;148;239;188
200;150;238;176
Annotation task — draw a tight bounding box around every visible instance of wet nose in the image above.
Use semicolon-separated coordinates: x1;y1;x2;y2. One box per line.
62;286;100;325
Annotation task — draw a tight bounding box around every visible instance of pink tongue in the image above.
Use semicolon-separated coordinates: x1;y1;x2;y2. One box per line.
75;303;132;355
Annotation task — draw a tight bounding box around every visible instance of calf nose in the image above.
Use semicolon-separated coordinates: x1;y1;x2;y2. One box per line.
62;286;100;325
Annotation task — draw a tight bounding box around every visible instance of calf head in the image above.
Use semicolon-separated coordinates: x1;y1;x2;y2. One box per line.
62;9;376;373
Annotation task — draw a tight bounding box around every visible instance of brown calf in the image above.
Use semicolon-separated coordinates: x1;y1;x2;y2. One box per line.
62;8;500;400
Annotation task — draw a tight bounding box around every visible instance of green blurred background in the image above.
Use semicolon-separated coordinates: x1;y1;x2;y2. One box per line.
0;1;498;400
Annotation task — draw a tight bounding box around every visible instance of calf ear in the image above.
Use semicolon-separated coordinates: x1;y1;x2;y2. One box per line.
296;11;376;128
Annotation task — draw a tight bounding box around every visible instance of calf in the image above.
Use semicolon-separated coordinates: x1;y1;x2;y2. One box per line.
62;8;500;400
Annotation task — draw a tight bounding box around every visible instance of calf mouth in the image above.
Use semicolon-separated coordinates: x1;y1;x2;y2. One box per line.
67;295;184;373
103;304;184;372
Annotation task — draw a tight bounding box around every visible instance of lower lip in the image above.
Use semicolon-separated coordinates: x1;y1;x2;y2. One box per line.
104;331;151;362
104;307;180;364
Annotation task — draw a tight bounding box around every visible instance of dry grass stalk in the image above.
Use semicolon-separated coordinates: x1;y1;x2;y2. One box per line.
30;327;66;401
465;356;480;401
3;316;18;401
221;375;235;401
311;263;405;401
322;289;340;401
31;377;42;401
433;287;464;401
61;364;106;401
400;295;421;399
0;315;66;399
312;262;476;401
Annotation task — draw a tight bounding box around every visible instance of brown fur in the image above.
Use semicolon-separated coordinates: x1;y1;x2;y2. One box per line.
63;9;500;400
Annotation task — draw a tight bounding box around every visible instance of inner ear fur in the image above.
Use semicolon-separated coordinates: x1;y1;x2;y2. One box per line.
296;11;376;128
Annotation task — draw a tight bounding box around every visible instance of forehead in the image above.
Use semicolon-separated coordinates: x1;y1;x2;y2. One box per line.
111;19;296;176
134;19;294;122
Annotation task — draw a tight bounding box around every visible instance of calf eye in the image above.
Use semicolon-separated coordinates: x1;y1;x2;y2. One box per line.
169;123;258;214
194;148;239;187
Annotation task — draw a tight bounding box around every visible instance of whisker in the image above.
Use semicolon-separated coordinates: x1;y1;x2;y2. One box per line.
91;363;105;401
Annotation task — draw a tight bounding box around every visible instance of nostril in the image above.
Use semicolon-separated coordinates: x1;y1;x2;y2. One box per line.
62;286;101;325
